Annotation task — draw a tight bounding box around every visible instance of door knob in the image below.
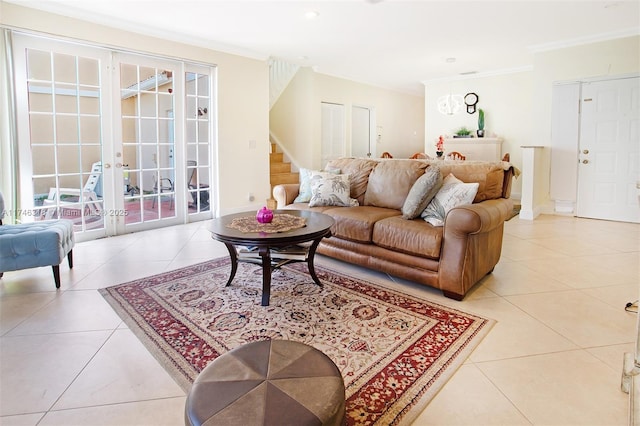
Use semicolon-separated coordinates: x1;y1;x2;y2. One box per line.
582;149;589;154
104;163;112;169
582;159;589;164
115;163;122;168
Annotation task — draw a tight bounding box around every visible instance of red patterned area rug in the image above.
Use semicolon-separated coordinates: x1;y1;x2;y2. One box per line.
100;258;493;425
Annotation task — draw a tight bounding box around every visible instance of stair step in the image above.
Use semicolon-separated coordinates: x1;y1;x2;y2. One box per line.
270;152;283;163
270;162;291;173
270;172;299;186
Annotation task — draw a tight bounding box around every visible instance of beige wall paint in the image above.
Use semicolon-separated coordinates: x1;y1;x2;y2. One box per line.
424;35;639;208
270;67;425;170
1;2;270;214
4;2;636;217
424;71;533;198
532;36;639;212
269;67;316;168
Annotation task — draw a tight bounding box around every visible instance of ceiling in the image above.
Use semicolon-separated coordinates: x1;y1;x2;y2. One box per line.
7;0;640;95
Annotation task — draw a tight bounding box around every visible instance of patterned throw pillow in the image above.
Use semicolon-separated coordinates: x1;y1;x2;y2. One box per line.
309;174;356;207
294;168;340;203
401;166;443;219
421;173;479;226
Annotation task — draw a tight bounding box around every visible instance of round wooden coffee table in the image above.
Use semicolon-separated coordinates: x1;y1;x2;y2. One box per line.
208;210;334;306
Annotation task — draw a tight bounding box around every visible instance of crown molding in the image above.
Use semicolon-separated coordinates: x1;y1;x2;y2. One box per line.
5;0;269;61
528;27;640;53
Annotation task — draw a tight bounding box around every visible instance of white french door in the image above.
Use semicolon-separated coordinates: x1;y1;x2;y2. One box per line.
113;53;184;235
13;34;112;240
577;77;640;223
11;33;214;241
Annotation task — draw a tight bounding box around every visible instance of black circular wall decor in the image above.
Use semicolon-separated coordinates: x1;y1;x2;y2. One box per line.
464;92;479;114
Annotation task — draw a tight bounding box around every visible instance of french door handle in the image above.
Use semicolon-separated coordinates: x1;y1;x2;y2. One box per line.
115;163;123;168
104;163;112;169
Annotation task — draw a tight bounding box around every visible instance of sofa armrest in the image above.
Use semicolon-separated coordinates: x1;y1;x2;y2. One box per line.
502;166;515;199
273;184;301;208
438;198;514;299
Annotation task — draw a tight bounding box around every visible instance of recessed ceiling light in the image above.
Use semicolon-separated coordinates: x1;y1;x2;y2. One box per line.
445;57;456;63
305;10;320;19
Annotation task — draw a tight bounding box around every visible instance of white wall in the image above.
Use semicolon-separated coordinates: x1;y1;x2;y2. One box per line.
0;2;270;215
532;36;640;213
424;70;533;199
424;36;640;210
270;68;425;170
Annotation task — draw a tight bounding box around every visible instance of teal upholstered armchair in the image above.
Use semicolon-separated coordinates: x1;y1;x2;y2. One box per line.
0;191;75;288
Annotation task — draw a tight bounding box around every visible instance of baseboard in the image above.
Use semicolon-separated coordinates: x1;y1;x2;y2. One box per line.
554;200;575;214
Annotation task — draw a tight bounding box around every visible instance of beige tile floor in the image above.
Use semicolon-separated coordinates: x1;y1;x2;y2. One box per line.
0;214;638;425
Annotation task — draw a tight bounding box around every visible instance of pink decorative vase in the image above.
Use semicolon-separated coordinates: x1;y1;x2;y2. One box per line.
256;206;273;223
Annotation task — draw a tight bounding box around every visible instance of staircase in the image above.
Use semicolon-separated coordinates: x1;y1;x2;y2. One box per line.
268;58;300;197
269;58;299;109
269;143;298;191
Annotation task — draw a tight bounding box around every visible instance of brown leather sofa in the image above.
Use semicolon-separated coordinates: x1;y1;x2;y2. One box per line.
273;158;516;300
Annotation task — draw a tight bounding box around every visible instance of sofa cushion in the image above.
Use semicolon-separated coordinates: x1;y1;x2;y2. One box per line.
421;173;479;227
364;160;427;210
401;165;443;219
325;158;379;205
294;168;340;203
372;216;443;259
322;206;400;243
309;174;355;207
427;161;505;202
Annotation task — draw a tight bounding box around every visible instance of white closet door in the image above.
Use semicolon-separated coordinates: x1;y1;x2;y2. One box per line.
321;102;345;168
550;82;580;210
351;105;373;158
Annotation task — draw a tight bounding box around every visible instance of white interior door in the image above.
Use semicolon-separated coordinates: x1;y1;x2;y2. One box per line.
351;105;374;158
321;102;345;168
577;76;640;223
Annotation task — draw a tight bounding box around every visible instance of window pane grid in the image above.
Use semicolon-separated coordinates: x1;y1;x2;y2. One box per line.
27;48;104;232
186;72;210;214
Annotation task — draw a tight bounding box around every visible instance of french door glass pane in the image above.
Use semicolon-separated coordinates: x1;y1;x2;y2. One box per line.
121;63;176;225
26;48;104;231
186;72;210;213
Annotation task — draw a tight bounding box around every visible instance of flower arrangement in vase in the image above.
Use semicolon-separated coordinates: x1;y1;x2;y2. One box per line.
435;135;444;157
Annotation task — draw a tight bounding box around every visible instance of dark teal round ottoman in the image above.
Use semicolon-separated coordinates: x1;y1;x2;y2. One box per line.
185;340;345;426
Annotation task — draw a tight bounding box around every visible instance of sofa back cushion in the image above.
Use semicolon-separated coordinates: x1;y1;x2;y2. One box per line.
364;160;427;210
325;158;379;205
427;161;505;202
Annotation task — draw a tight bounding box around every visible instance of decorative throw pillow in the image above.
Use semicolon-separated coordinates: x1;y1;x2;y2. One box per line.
421;173;479;226
309;174;355;207
294;168;340;203
401;166;443;219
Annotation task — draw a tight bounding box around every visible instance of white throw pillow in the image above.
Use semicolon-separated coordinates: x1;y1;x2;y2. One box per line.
294;168;340;203
309;174;357;207
421;173;479;226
